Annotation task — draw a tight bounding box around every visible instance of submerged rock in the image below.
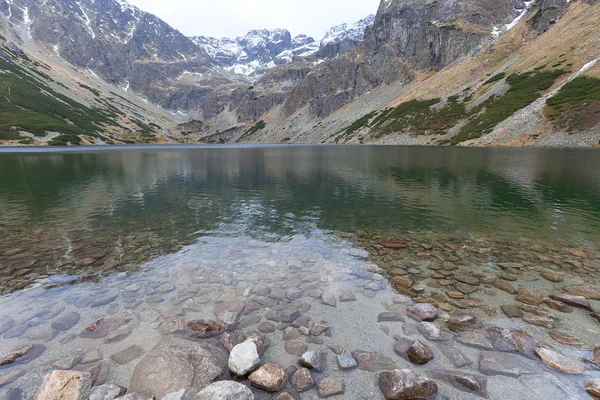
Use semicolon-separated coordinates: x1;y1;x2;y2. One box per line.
425;370;487;396
406;340;434;365
186;319;226;338
34;370;92;400
196;381;254;400
0;344;33;366
291;368;314;392
479;351;537;377
129;337;228;398
90;384;127;400
584;380;600;398
317;378;345;398
336;355;357;370
351;350;397;372
51;312;81;331
379;369;438;400
407;304;438;322
300;351;327;372
534;348;586;374
248;363;286;392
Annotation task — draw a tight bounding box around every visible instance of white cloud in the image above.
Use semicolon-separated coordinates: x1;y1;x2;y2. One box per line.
126;0;380;39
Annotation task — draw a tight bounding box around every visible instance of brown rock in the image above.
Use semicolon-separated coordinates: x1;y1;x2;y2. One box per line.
317;378;345;398
186;319;225;338
447;312;475;332
585;379;600;398
248;363;286;392
0;344;33;366
291;368;314;392
549;331;582;348
501;305;523;318
515;292;543;306
549;293;593;311
565;286;600;300
379;240;408;249
540;272;563;282
284;341;307;356
407;304;438;322
34;370;91;400
110;345;144;365
379;369;438;400
494;281;518;295
424;370;487;396
534;348;586;374
523;315;554;329
406;340;434;365
543;299;574;313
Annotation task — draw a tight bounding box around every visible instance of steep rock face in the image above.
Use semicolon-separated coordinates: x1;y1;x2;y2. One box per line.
528;0;569;33
363;0;528;77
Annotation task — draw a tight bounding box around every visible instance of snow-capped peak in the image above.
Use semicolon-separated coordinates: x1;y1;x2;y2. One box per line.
322;14;375;45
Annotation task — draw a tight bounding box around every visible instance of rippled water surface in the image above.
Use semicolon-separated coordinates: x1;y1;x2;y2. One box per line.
0;145;600;399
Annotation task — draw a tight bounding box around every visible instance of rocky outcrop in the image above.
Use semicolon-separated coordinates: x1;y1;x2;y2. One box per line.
528;0;569;33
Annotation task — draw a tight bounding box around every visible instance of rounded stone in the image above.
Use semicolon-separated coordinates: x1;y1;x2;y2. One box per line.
229;340;260;376
196;381;254;400
248;363;286;392
290;368;314;392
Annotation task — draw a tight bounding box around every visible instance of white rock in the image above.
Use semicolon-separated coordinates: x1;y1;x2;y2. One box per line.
35;370;92;400
161;389;186;400
228;340;260;376
196;381;254;400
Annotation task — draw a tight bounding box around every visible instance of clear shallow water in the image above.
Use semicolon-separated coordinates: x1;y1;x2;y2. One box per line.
0;145;600;399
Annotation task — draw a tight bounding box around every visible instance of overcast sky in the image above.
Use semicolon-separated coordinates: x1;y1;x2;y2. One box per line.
126;0;380;39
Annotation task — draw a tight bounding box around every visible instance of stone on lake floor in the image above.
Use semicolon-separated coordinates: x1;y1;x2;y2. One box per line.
220;331;270;355
425;370;487;396
80;317;128;339
284;341;307;356
196;381;254;400
90;384;127;400
456;331;493;350
447;312;475;331
543;299;574;313
75;362;109;387
436;343;472;368
300;351;327;372
51;312;81;331
34;370;92;400
129;337;228;398
229;340;260;376
500;304;523;318
379;369;438;400
291;368;314;392
494;281;518;295
274;392;297;400
158;318;187;336
111;345;144;365
0;369;24;387
161;389;186;400
406;340;434;365
317;378;345;398
488;327;537;356
564;286;600;300
479;351;537;377
540;272;563;282
336;355;357;370
52;354;83;370
321;292;337;307
377;312;404;322
523;315;554;329
418;321;442;340
0;344;33;366
248;363;286;392
549;293;593;311
534;348;586;374
339;292;356;302
407;303;438;322
585;380;600;398
351;350;397;372
186;319;226;338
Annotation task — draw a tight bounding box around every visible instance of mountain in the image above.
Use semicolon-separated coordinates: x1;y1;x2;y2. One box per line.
190;15;375;80
0;0;599;147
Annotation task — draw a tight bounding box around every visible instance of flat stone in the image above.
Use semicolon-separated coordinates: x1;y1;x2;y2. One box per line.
479;351;537;377
52;354;83;369
549;331;582;348
257;322;275;333
543;299;574;313
488;328;537;356
186;319;226;338
300;351;327;372
283;327;300;341
336;355;357;370
446;290;464;299
291;368;314;392
90;384;127;400
379;239;408;249
81;349;102;364
80;318;127;339
51;312;81;331
454;273;480;285
248;363;286;392
351;350;397;372
379;369;438;400
437;343;472;368
378;312;404;322
220;331;269;355
494;281;518;295
229;340;260;376
584;380;600;398
75;362;109;387
110;345;144;365
456;331;493;350
0;369;24;387
158;318;187;336
534;348;586;374
424;370;487;397
196;381;254;400
310;322;330;336
91;295;118;308
129;337;228;398
34;370;92;400
516;293;544;306
501;304;523;318
317;378;344;398
339;292;356;302
523;315;554;329
540;272;563;282
0;344;33;366
321;292;336;307
565;286;600;300
284;341;307;356
549;294;593;311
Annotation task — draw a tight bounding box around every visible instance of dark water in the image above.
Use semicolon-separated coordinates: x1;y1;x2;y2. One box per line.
1;145;600;245
1;145;600;399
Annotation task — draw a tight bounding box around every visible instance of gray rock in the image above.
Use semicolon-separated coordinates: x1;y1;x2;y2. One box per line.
0;344;33;366
407;304;437;322
336;355;357;370
377;313;404;322
161;389;186;400
196;381;254;400
351;350;397;372
291;368;314;392
111;345;144;365
425;370;487;397
321;292;337;307
228;340;260;376
300;351;327;372
479;351;537;377
317;378;345;398
90;384;127;400
436;343;472;368
129;337;228;398
418;322;442;340
51;312;81;331
116;393;155;400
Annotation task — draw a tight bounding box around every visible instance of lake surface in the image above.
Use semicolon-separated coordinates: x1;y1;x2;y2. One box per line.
0;145;599;399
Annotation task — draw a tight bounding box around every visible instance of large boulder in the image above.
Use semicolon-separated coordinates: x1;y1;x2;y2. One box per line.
34;370;92;400
379;369;438;399
129;337;228;398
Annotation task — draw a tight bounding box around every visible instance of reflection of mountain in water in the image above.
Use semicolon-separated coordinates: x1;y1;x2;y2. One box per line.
1;146;600;249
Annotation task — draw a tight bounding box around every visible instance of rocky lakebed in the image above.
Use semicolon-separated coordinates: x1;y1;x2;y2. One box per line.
1;229;600;400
